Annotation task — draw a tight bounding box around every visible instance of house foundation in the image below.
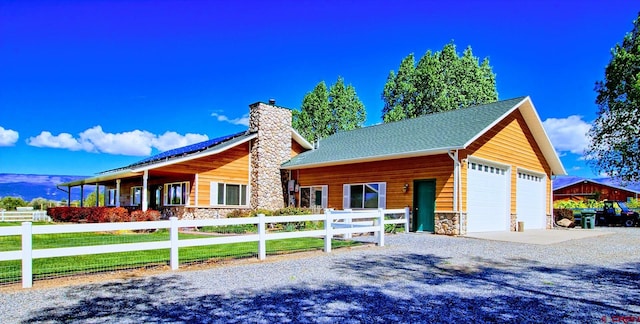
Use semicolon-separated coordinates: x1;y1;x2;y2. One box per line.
434;211;467;235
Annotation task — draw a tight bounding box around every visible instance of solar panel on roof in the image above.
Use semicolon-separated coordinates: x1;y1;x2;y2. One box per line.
131;131;246;166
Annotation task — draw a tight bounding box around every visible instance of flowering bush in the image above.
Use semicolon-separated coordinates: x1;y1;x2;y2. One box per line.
48;207;131;223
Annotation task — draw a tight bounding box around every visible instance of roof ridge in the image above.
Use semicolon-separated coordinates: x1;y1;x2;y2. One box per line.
327;96;527;138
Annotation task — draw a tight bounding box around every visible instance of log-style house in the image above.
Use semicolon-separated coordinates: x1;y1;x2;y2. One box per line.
60;96;566;234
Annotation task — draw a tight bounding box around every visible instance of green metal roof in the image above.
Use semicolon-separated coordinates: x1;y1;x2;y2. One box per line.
282;97;529;169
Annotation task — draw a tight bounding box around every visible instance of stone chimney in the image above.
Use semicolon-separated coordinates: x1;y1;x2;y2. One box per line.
249;101;292;210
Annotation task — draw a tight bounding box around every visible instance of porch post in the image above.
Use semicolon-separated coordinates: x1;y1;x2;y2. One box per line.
95;183;100;206
80;185;84;207
115;179;121;207
67;186;71;207
142;170;148;212
194;174;199;206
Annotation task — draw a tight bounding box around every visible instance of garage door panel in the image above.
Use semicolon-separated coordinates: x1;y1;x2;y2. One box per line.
516;171;546;229
467;162;509;232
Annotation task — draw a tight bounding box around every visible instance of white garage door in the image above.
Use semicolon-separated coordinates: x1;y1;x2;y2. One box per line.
516;171;546;229
467;161;510;232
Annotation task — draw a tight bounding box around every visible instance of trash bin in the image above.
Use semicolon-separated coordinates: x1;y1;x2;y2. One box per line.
581;211;595;229
517;221;524;232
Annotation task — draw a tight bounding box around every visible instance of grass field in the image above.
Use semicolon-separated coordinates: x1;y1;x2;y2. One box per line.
0;223;360;284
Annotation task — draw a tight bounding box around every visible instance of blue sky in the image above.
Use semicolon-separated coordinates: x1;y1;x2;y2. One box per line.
0;0;637;178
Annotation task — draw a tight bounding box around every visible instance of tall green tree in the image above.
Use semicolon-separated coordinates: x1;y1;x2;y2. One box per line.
587;12;640;182
84;191;104;207
0;196;28;211
29;197;58;210
293;77;366;142
382;42;498;122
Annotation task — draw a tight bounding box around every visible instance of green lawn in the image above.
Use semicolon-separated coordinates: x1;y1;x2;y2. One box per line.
0;227;360;284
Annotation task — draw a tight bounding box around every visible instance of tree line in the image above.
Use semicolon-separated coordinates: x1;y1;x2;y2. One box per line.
293;42;497;143
0;192;104;211
294;11;640;183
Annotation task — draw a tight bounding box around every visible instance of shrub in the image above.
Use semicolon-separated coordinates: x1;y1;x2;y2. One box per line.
272;207;312;216
248;209;273;217
553;208;574;222
48;207;90;222
226;209;253;218
48;207;131;223
130;210;161;222
105;207;131;222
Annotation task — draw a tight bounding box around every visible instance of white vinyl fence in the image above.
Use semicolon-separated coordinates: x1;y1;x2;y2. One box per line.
1;208;52;222
0;208;409;289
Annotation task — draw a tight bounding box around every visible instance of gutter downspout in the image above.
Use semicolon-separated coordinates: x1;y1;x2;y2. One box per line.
56;185;70;206
448;150;462;234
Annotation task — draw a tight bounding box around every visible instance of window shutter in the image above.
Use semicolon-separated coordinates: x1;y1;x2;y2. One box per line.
378;182;386;209
321;185;328;208
343;184;350;209
210;182;219;206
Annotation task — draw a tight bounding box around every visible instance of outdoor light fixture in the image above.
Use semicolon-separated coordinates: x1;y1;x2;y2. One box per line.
403;183;409;193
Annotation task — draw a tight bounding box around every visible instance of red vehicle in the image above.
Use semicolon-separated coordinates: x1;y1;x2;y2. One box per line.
595;201;639;227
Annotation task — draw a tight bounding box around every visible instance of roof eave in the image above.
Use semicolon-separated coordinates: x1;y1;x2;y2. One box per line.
554;178;640;194
291;128;313;150
58;170;142;187
282;147;460;170
132;134;257;172
463;96;567;176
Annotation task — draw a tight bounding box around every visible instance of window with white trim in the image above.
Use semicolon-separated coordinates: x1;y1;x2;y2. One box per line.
164;182;189;206
300;185;328;208
210;182;248;206
343;182;386;209
131;186;143;206
107;189;117;206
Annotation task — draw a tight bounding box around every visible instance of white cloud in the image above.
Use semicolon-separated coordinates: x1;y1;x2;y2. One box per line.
78;126;156;155
542;115;591;155
27;126;209;156
211;111;250;126
153;131;209;152
28;131;81;150
0;126;19;146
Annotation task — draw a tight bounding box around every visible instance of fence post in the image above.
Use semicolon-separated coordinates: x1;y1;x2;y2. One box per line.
376;208;385;247
1;209;4;222
324;209;332;253
170;217;179;270
258;214;266;260
344;209;352;239
21;222;33;288
404;207;410;233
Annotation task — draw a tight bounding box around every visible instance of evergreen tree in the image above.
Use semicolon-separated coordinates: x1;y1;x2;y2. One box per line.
382;42;498;122
587;12;640;182
293;77;366;142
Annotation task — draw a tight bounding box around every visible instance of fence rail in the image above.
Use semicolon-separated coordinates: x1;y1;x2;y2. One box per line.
0;209;51;222
0;208;409;288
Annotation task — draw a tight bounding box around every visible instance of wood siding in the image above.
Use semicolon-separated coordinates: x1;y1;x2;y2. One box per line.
191;144;251;206
104;143;251;207
293;154;454;211
291;140;306;157
461;109;552;214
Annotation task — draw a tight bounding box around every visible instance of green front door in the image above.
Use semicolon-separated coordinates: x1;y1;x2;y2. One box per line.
413;180;435;232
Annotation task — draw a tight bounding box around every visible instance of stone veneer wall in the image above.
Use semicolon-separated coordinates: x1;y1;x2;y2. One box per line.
249;102;292;210
159;207;251;220
434;212;466;235
511;213;518;231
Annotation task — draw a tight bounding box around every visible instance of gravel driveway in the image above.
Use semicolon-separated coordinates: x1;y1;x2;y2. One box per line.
1;227;639;323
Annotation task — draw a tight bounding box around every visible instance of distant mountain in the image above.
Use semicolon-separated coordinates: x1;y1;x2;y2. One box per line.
0;173;94;202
